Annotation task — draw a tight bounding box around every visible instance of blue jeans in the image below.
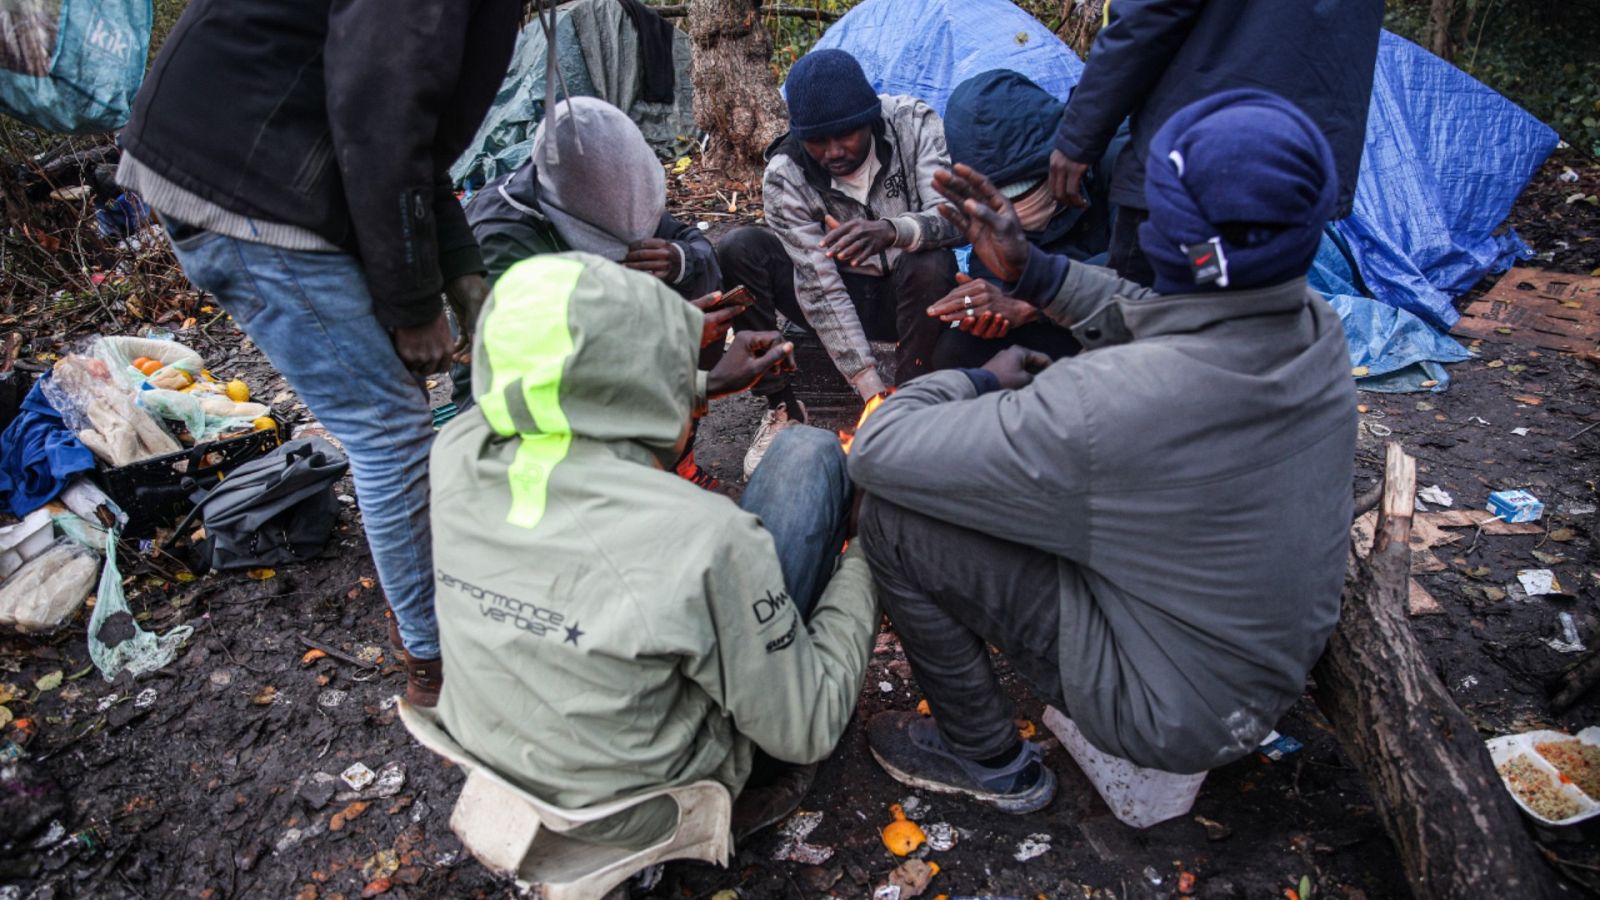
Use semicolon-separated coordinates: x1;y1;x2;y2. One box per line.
738;425;852;617
167;229;441;658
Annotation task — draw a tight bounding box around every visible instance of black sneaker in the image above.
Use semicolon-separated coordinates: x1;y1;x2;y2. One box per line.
867;711;1056;814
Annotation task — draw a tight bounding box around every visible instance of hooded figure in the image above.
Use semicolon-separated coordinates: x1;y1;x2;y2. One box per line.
430;253;878;849
943;69;1121;266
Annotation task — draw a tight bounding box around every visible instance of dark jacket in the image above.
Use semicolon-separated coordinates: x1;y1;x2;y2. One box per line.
120;0;520;328
1054;0;1383;218
850;257;1356;773
465;163;721;298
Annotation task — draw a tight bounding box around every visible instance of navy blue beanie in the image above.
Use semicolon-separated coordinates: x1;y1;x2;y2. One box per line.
1140;90;1337;295
786;49;880;141
945;70;1064;194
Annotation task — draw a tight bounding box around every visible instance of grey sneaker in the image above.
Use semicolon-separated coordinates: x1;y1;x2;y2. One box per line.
867;711;1056;814
742;400;807;480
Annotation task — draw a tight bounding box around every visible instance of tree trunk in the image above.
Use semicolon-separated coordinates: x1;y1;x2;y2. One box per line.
1311;443;1567;899
1057;0;1107;60
687;0;788;183
1427;0;1458;60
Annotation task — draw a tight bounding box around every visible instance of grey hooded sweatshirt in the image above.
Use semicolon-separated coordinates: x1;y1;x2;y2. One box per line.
849;262;1356;773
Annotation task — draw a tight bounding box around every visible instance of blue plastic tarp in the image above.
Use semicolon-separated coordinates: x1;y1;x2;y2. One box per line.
0;0;152;134
1332;31;1558;331
810;0;1081;117
1309;230;1469;392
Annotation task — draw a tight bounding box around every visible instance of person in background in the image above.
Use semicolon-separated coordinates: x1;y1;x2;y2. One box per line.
431;252;878;850
465;97;804;490
718;48;964;477
849;92;1356;812
117;0;522;706
926;68;1122;369
1047;0;1384;285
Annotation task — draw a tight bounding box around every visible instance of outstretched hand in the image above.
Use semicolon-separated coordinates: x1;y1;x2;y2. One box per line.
690;292;741;348
706;331;796;398
926;273;1038;339
932;164;1030;283
980;345;1051;390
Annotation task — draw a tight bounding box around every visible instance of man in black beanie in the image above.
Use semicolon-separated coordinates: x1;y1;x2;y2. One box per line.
719;49;964;478
848;91;1356;812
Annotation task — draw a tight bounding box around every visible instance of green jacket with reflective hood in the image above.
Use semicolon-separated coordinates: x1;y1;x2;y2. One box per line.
430;252;879;847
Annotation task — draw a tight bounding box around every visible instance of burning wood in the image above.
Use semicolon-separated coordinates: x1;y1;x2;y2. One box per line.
839;390;892;453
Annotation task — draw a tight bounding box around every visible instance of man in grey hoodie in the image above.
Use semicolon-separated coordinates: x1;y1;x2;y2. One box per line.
848;92;1356;812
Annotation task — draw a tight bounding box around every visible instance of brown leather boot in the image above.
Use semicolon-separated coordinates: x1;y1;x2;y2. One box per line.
403;654;443;708
385;612;442;707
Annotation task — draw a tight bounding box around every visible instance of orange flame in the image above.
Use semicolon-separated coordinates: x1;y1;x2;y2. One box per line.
838;389;892;453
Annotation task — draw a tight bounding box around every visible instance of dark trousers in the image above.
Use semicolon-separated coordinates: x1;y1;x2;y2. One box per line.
1108;206;1155;288
717;225;957;384
858;495;1068;761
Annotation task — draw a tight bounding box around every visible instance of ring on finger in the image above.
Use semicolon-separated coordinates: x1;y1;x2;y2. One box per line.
962;295;973;308
965;308;974;317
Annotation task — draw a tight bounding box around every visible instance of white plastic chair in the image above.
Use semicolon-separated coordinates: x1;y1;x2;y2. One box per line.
398;700;732;900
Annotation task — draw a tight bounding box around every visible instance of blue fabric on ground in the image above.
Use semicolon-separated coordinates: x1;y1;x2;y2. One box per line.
810;0;1082;117
0;377;98;517
1332;31;1558;331
1310;231;1470;393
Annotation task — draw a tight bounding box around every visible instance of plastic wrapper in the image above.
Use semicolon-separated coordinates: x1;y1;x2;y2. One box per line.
41;355;181;466
90;335;203;392
0;537;99;633
87;530;193;681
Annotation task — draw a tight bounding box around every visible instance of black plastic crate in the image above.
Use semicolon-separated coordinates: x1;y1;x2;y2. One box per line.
99;416;285;539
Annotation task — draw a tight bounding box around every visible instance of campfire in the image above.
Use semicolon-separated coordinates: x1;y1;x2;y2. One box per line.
838;390;892;453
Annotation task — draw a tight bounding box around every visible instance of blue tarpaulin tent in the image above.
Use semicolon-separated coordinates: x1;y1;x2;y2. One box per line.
811;0;1559;387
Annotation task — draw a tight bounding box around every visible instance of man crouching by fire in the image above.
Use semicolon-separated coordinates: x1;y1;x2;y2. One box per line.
847;92;1357;813
426;251;879;851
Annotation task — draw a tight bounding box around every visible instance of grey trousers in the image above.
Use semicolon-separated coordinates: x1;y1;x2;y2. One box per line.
858;496;1069;760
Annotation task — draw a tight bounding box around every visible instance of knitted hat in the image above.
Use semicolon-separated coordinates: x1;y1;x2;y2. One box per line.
1139;90;1337;295
785;49;881;141
534;97;665;261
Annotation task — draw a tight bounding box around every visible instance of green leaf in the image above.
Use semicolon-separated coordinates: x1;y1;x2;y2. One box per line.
34;670;63;693
1300;875;1313;899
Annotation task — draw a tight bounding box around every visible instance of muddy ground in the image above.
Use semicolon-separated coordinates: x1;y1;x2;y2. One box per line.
1;151;1597;900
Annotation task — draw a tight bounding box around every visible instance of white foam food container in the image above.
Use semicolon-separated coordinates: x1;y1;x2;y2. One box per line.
1485;726;1600;826
1042;706;1207;829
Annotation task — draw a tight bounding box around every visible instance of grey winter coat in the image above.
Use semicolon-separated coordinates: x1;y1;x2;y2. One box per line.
763;95;963;397
848;262;1356;773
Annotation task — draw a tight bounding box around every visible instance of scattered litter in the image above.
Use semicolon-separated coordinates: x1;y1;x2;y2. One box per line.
1548;527;1577;542
1143;865;1165;886
881;804;926;856
924;821;958;851
355;645;384;665
1194;814;1232;841
0;539;98;633
884;858;939;898
1548;612;1586;654
898;795;924;819
1469;415;1491;426
372;761;407;797
1517;569;1563;597
1015;718;1038;739
772;810;833;864
878;681;895;693
96;694;118;712
209;670;233;687
134;688;158;709
1013;832;1052;862
915;699;930;716
317;689;348;709
1565;503;1597;517
1257;731;1305;762
341;762;376;791
873;886;901;900
1511;427;1530;437
1417;485;1453;507
1487;489;1544;523
1457;675;1480;691
1487;726;1600;825
1559;167;1580;183
1366;422;1392;438
362;849;400;881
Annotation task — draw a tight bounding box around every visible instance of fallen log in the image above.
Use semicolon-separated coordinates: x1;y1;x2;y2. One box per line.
1311;443;1569;899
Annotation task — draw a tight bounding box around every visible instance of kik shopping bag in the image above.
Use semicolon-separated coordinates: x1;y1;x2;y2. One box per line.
0;0;151;133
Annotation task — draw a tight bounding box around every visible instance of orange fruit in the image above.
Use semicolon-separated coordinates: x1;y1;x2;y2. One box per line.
133;357;162;376
225;379;250;403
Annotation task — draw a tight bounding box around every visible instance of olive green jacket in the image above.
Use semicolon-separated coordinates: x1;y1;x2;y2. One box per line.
430;252;878;845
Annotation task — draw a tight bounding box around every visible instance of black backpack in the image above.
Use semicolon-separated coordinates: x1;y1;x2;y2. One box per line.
173;437;349;572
